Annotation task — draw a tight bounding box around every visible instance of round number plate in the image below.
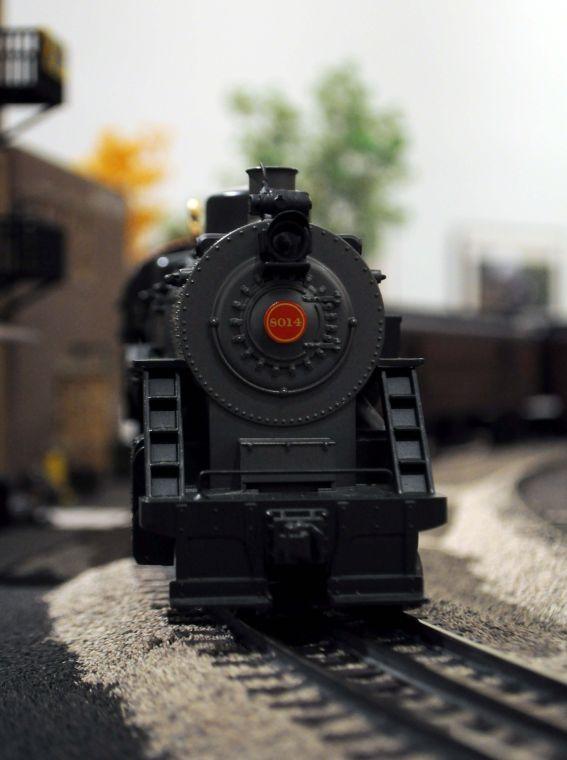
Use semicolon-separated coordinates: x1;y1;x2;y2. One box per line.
263;300;307;344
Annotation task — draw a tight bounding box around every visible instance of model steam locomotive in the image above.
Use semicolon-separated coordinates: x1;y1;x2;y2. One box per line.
126;167;446;610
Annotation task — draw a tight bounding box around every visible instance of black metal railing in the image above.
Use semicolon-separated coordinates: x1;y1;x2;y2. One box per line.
0;28;64;107
197;467;394;491
0;214;65;290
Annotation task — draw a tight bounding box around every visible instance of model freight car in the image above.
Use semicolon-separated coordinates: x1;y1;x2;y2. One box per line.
401;312;566;442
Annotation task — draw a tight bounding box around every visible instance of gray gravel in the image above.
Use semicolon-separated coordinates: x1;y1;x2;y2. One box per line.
423;442;567;674
0;583;149;760
34;562;376;760
520;461;567;529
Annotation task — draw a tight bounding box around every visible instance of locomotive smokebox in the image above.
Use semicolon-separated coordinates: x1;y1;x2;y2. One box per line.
247;166;298;192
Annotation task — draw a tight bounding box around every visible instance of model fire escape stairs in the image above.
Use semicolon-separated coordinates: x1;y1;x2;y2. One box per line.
378;358;435;495
142;362;186;501
0;27;64;142
0;214;65;318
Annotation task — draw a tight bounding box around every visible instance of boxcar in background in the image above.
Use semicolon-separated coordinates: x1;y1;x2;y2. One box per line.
399;311;557;442
544;325;567;425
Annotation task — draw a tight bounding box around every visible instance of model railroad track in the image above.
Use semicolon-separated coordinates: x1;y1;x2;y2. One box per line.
201;609;567;759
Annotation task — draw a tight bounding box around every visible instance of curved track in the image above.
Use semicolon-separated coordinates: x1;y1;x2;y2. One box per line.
208;610;567;759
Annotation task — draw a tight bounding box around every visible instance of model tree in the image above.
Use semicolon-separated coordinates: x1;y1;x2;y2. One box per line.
79;127;169;262
227;63;407;256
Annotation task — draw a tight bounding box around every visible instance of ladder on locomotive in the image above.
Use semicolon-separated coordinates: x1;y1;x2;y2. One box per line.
379;359;434;495
142;367;185;499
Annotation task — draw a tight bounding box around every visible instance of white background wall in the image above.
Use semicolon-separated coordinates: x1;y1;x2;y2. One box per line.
6;0;567;310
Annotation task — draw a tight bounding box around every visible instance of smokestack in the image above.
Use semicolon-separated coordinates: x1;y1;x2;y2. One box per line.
246;166;298;194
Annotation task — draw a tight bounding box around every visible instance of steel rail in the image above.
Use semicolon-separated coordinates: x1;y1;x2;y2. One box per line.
333;622;567;749
403;614;567;695
213;609;498;760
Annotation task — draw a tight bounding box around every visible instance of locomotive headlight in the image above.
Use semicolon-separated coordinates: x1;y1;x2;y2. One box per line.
263;210;311;263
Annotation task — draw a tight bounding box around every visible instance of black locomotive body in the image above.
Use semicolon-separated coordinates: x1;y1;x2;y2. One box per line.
130;167;446;610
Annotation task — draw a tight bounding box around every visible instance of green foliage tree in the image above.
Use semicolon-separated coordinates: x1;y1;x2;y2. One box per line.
227;89;301;168
227;63;407;256
306;65;407;252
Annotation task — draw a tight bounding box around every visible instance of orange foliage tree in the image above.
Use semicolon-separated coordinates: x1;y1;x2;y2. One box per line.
79;127;169;262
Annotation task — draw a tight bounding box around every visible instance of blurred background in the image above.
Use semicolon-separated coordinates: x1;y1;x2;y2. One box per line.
1;0;567;515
